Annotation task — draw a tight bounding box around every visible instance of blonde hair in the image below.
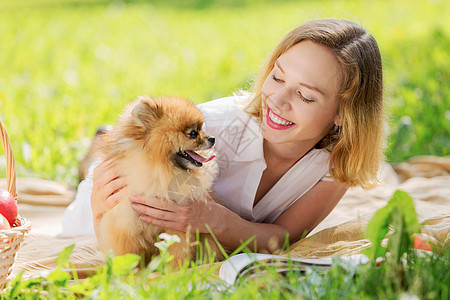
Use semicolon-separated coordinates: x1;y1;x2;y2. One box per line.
244;19;385;188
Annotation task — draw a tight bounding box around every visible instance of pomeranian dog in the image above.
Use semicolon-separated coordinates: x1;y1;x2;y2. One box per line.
96;96;224;265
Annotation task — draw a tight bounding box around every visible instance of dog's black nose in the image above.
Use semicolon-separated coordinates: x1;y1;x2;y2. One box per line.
208;136;215;145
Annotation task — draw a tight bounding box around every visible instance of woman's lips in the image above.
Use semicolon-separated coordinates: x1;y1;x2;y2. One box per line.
266;106;296;130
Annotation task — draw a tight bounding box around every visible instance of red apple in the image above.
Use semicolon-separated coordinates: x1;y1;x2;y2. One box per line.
413;233;439;252
0;189;18;226
0;213;10;230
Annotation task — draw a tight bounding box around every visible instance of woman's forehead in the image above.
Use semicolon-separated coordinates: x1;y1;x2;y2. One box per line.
276;41;342;98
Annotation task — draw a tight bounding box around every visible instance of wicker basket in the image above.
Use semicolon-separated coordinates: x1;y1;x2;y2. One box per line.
0;121;31;287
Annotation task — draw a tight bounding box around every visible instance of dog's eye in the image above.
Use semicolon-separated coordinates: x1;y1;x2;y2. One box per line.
188;130;198;139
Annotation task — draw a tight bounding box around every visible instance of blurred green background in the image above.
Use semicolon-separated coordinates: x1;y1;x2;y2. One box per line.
0;0;449;186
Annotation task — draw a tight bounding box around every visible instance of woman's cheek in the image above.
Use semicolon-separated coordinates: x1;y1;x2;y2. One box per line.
261;76;274;98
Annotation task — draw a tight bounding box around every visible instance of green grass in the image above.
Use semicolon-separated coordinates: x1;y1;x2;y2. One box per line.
3;231;450;299
2;190;447;299
0;0;449;186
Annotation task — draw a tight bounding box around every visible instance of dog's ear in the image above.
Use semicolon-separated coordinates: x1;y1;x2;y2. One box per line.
131;97;163;126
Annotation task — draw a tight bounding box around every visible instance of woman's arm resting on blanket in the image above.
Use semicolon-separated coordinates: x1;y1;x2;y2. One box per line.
273;181;347;243
131;180;346;252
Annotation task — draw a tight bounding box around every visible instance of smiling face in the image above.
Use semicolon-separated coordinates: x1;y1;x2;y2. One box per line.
260;40;342;149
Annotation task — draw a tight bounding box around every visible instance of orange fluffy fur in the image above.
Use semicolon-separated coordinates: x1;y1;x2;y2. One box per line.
96;96;224;265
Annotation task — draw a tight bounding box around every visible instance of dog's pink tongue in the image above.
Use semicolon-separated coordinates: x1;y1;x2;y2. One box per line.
185;150;215;163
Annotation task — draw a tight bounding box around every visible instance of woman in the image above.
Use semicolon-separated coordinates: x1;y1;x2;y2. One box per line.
65;19;385;253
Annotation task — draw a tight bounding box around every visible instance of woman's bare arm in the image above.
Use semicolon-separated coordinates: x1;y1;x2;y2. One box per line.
131;180;346;252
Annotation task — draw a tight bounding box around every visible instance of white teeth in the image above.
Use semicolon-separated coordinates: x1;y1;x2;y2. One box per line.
269;110;294;126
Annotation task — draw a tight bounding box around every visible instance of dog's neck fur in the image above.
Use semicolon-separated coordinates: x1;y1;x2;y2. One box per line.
104;141;216;205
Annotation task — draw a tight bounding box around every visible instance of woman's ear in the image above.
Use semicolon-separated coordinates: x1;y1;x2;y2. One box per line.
334;114;342;127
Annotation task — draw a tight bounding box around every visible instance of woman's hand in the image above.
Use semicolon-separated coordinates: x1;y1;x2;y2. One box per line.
91;160;127;226
130;193;225;234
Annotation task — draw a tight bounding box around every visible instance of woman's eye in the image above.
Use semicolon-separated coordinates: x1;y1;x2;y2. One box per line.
271;74;284;83
298;92;314;103
189;130;198;138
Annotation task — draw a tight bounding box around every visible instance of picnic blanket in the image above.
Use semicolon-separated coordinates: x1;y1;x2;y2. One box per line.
5;155;450;279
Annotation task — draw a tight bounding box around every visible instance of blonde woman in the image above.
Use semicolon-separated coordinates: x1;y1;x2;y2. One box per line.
65;19;385;252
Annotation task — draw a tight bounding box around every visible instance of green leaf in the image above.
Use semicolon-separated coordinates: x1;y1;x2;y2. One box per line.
112;253;141;276
5;271;23;298
69;274;101;296
363;190;420;263
388;206;407;263
68;267;105;296
362;204;393;261
47;268;72;287
56;244;75;269
394;190;420;234
105;253;114;284
387;191;420;263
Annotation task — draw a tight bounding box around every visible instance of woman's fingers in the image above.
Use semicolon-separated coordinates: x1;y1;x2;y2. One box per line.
130;194;219;233
131;202;180;221
92;160;127;218
94;160;121;187
130;195;184;213
104;176;127;200
104;179;127;210
130;195;193;231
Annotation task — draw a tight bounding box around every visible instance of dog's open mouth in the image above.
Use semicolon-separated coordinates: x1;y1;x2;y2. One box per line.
176;150;215;168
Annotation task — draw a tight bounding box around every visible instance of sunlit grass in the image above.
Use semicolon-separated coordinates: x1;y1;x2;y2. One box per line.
3;237;449;299
0;0;449;185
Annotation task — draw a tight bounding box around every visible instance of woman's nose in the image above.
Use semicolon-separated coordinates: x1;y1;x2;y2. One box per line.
268;86;292;112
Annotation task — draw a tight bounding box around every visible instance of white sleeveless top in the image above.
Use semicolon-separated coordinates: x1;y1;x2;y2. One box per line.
61;95;331;236
198;95;331;224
